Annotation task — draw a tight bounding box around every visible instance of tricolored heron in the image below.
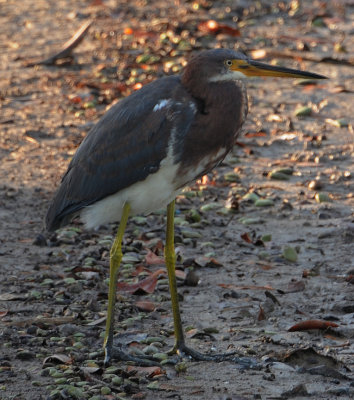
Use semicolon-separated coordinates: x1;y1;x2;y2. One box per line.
46;49;326;365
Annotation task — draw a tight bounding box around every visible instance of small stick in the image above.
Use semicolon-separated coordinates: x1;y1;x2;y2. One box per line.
26;20;93;67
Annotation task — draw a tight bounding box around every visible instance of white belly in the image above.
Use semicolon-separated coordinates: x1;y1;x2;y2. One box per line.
80;146;227;229
80;161;181;229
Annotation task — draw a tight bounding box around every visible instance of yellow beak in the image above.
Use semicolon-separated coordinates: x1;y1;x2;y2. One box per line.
230;59;327;79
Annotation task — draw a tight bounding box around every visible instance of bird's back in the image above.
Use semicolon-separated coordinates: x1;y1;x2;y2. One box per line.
46;76;195;231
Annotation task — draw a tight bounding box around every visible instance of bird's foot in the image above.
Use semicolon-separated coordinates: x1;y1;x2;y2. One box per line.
168;343;260;370
104;344;160;367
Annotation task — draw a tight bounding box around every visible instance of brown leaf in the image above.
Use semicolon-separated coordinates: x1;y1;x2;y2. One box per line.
244;131;267;138
218;284;274;290
145;249;165;265
117;269;166;294
241;232;252;243
175;269;186;280
287;280;305;293
288;320;339;332
194;256;223;268
258;305;266;321
135;300;155;312
0;310;8;318
126;365;164;378
131;265;150;277
198;20;240;37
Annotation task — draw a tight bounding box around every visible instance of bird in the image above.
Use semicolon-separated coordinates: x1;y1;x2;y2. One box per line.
46;48;326;365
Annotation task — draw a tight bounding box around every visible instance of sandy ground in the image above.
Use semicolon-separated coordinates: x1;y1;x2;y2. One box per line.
0;0;353;399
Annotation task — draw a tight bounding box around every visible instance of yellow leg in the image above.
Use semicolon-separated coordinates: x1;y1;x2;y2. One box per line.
165;200;185;350
165;200;245;364
104;202;130;364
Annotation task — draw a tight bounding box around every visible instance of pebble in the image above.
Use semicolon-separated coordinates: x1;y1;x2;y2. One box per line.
143;336;165;345
62;385;85;399
242;192;259;202
152;352;168;361
308;179;323;190
294;105;312;117
101;386;112;395
181;229;202;238
255;199;274;207
282;246;298;262
143;345;159;355
112;376;123;385
239;217;262;225
200;202;222;212
268;170;290;180
15;350;35;360
184;270;200;286
315;192;331;203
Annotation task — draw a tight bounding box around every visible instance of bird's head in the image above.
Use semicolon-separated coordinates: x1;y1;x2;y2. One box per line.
183;48;327;84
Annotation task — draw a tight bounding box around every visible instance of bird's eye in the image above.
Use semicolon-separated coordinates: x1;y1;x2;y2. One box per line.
225;60;233;66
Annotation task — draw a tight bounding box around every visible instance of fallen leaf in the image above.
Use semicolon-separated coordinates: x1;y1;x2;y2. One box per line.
175;269;187;280
80;366;101;374
0;293;27;301
43;354;72;366
288;320;339;332
218;284;274;290
258;305;266;321
86;316;106;326
117;269;166;294
198;20;241;37
127;365;164;378
135;300;155;312
0;310;8;318
194;256;223;268
2;316;76;327
244;131;267;138
145;249;165;265
287;280;305;293
241;232;252;244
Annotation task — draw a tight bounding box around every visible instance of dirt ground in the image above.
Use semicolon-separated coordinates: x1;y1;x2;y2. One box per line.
0;0;353;399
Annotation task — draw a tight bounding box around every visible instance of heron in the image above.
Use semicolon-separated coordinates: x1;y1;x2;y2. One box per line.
46;48;326;365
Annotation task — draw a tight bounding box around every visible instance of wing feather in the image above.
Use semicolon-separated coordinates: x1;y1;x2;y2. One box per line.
46;76;194;230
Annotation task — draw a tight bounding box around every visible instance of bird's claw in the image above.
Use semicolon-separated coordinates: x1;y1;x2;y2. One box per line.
104;345;160;367
168;343;260;370
104;343;260;370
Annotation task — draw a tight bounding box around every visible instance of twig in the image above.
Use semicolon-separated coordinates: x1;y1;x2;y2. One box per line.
26;20;93;67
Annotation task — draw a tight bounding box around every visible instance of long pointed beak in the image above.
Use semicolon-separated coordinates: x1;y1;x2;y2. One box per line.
230;59;327;79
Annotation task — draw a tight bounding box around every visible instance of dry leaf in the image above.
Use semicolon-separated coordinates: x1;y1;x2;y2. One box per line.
126;365;164;378
218;284;274;290
287;280;305;293
145;249;165;265
117;269;166;294
135;300;156;312
288;320;339;332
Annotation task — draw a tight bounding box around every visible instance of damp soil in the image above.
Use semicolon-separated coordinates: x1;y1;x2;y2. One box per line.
0;1;353;399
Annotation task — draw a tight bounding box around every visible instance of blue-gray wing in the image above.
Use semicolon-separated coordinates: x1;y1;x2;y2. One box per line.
46;76;196;230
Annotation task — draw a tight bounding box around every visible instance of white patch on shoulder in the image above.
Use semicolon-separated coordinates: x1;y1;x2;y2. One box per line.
153;99;171;112
209;70;246;82
189;101;197;114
